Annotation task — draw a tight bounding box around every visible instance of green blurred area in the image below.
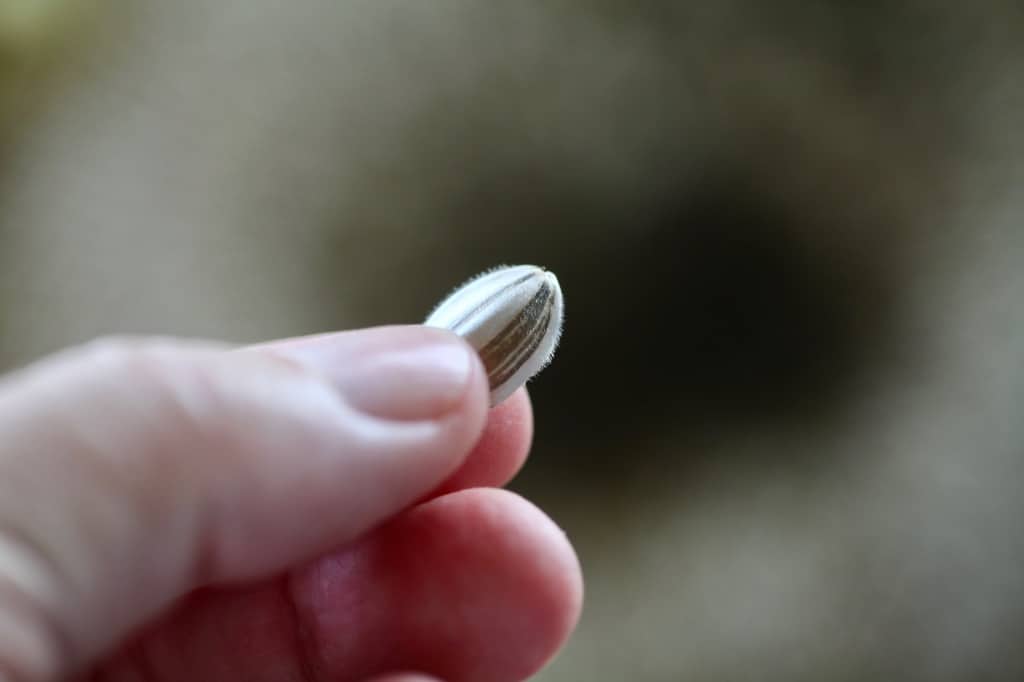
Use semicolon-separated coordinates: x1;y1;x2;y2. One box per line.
0;0;76;46
0;0;99;133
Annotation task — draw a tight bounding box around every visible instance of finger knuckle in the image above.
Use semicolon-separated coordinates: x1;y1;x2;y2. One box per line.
71;337;219;442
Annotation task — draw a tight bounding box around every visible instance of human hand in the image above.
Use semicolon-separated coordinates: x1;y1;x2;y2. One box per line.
0;326;582;681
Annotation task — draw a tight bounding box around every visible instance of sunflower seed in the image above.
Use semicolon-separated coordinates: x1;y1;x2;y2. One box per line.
425;265;564;406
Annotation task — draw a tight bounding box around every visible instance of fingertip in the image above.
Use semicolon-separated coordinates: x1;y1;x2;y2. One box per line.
450;487;584;661
365;487;583;681
433;387;534;495
257;325;491;424
432;338;491;472
257;325;492;485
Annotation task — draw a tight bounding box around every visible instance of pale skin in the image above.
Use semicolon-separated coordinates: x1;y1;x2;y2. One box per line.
0;325;583;681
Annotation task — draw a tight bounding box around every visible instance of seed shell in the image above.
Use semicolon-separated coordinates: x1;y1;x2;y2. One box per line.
425;264;563;406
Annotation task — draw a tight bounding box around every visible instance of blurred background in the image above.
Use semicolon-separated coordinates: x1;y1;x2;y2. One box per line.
2;1;1024;679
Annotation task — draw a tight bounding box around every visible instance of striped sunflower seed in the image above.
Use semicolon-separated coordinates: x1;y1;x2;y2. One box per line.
424;264;564;406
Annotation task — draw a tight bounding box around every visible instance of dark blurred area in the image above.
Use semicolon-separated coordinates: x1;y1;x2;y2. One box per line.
1;1;1023;679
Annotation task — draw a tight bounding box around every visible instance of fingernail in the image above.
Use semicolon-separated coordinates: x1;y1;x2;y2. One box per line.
265;328;477;421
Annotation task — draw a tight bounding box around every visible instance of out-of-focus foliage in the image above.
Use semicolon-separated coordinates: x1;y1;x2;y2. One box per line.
0;0;99;129
0;0;79;48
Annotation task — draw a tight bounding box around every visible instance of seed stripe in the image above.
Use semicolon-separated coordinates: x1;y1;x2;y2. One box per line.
450;272;534;335
478;283;552;386
491;306;552;389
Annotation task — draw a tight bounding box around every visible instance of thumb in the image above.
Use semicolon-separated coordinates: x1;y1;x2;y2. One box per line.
0;326;488;681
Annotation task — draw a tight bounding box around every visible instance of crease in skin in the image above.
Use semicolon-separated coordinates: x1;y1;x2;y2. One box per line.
282;572;328;682
0;523;72;682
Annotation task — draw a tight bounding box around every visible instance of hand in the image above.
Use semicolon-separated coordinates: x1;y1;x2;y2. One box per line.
0;326;582;681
